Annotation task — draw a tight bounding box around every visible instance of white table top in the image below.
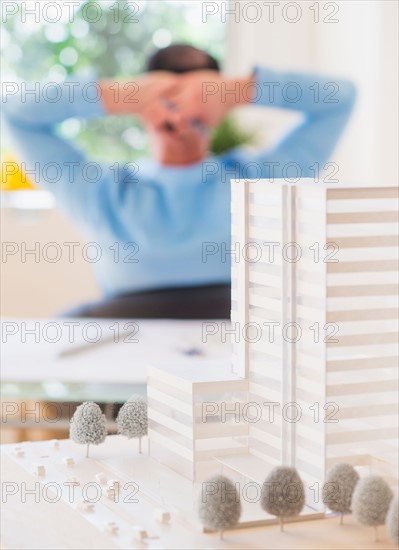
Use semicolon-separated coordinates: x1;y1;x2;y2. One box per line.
1;318;231;385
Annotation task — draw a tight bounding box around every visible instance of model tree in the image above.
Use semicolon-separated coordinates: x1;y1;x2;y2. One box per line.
385;495;398;544
116;395;148;453
198;475;241;540
322;463;359;524
70;402;107;458
352;476;394;541
261;466;305;532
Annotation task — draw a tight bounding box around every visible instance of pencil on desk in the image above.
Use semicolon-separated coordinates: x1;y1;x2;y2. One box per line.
59;331;134;358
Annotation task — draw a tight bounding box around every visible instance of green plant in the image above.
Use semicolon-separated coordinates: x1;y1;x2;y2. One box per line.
211;115;255;155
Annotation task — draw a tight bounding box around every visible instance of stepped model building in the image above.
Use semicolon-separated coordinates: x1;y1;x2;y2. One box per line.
148;362;248;481
148;179;398;513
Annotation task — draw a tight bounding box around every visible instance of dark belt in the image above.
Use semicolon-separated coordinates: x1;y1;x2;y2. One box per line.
61;284;231;319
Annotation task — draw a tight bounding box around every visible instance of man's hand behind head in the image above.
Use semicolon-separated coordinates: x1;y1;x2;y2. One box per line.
164;70;254;130
101;70;253;133
100;71;181;129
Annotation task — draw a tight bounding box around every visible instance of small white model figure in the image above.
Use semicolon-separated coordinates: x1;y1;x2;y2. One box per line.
32;463;45;477
49;439;59;450
107;479;120;490
154;509;171;524
13;446;24;458
67;475;79;484
132;526;147;542
62;456;75;467
103;487;117;500
95;472;107;485
105;521;119;535
76;499;95;512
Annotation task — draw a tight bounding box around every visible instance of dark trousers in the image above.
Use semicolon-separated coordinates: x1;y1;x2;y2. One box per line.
62;284;231;319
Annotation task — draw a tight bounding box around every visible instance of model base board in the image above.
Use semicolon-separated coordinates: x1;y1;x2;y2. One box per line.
2;435;398;550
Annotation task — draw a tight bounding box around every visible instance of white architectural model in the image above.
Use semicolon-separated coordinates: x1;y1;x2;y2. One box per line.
3;180;398;548
148;179;399;515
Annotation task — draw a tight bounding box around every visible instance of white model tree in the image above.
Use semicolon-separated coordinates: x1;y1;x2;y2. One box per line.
70;402;107;458
198;474;241;540
261;466;305;532
385;495;398;545
352;476;394;541
322;463;359;524
116;395;148;453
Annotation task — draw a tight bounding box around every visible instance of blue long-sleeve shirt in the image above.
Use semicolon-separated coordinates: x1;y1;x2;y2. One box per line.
2;67;356;296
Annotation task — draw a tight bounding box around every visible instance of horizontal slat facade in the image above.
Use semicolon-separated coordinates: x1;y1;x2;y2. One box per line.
230;180;398;501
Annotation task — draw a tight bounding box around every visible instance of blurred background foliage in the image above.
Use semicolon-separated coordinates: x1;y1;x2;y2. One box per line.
2;0;252;163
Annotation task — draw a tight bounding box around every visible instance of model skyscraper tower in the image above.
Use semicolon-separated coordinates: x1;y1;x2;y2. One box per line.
229;179;398;507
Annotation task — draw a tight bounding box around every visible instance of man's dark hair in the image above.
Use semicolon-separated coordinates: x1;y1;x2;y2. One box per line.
146;44;220;74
